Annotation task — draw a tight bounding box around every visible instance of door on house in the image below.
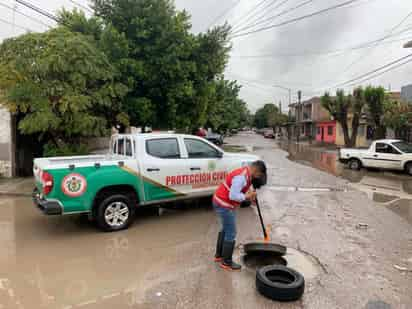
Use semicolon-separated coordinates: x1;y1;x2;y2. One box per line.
321;127;325;142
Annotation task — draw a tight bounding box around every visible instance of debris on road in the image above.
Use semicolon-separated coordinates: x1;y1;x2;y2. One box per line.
393;264;412;272
356;223;369;229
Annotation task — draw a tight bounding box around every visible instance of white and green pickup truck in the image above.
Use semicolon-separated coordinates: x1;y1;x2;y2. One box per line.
33;133;260;231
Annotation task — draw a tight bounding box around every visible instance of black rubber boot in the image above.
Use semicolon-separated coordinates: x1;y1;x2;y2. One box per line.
220;240;241;271
214;231;225;262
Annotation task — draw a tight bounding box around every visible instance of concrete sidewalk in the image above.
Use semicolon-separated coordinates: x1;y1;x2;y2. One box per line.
0;177;34;197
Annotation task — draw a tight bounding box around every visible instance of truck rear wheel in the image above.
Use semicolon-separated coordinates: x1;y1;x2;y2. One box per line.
348;158;361;171
96;195;135;232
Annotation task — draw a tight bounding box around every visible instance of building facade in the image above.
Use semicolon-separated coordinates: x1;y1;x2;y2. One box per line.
401;84;412;102
0;106;13;177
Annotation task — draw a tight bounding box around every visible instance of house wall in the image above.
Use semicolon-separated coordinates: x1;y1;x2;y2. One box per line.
316;121;336;143
0;107;12;177
336;122;371;147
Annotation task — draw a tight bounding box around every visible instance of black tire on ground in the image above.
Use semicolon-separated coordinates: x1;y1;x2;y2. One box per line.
256;265;305;302
243;242;287;257
405;162;412;176
348;158;362;170
96;194;135;232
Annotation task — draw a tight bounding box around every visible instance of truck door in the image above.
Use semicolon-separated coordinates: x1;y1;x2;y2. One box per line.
141;137;190;202
374;143;403;170
182;138;229;196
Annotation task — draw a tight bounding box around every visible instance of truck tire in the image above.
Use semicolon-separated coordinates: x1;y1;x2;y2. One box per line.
348;158;361;171
405;162;412;176
256;265;305;302
96;195;135;232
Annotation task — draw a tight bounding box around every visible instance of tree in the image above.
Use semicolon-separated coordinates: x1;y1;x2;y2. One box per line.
206;78;250;132
254;104;288;131
364;86;386;139
383;100;412;131
91;0;232;131
0;28;127;154
321;88;365;147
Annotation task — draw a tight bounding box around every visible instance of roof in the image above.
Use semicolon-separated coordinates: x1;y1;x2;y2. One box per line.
115;133;199;139
375;139;402;144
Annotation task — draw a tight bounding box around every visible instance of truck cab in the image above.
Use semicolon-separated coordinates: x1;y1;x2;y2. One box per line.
33;133;260;231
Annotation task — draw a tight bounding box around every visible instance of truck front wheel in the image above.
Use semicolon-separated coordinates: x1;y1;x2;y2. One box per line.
348;158;361;171
96;195;135;232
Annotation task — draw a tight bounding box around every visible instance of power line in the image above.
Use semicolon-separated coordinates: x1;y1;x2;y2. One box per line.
231;0;288;33
232;0;314;35
231;0;362;39
230;0;271;30
0;2;52;28
344;58;412;88
331;53;412;89
207;0;242;29
0;16;32;32
15;0;60;23
69;0;93;14
339;9;412;77
230;35;412;59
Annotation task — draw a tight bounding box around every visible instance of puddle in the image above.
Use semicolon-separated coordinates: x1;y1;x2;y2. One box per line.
278;141;412;225
222;145;247;152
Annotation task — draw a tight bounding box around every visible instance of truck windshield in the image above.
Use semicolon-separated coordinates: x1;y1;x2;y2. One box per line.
392;142;412;153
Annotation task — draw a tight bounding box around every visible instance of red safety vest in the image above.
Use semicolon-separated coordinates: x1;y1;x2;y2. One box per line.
213;166;252;210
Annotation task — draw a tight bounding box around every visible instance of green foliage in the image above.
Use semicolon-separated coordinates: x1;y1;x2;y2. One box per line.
321;88;365;147
43;142;89;157
0;1;247;158
206;78;250;132
364;86;386;139
383;101;412;130
0;28;127;151
254;104;286;129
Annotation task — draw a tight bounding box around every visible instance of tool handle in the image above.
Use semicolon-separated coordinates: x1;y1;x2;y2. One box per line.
255;194;268;239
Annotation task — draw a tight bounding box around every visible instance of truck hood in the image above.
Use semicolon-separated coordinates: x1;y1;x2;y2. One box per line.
223;152;260;162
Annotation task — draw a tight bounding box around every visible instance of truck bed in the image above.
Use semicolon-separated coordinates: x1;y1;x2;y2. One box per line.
34;154;124;170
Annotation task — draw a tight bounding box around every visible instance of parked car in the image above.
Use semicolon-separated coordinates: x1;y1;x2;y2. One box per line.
205;132;224;145
263;129;275;139
339;139;412;175
33;133;260;231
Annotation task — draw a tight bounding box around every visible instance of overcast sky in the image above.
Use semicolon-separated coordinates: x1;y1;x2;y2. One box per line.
1;0;412;112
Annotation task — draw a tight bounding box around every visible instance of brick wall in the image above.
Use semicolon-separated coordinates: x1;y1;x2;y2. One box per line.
0;107;12;177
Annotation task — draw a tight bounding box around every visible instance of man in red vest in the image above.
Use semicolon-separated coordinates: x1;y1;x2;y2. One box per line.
213;160;267;271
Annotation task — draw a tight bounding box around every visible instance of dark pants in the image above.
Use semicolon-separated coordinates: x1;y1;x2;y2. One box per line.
213;202;237;241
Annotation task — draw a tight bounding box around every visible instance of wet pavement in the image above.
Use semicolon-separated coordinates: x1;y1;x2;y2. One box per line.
0;132;411;308
278;141;412;225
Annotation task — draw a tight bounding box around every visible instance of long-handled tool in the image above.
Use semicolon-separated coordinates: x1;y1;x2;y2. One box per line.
255;194;270;242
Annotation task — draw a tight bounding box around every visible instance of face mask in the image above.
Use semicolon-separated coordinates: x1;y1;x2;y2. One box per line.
252;173;267;189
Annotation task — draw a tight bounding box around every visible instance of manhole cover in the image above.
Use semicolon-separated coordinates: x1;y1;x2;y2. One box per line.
365;300;391;309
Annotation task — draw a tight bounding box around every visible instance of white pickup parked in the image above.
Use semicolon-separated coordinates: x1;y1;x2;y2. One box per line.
339;139;412;175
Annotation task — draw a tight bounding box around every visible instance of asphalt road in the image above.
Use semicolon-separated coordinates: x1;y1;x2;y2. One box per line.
0;132;411;309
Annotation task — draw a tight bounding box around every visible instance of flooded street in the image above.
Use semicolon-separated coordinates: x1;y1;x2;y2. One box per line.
278;141;412;225
0;133;411;308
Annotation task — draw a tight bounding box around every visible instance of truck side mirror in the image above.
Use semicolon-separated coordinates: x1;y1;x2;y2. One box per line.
216;151;224;158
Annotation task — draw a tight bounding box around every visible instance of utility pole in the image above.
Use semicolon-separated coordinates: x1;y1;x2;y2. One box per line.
297;90;302;143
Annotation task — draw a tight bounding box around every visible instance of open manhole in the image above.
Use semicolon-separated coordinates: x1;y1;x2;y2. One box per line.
242;252;287;271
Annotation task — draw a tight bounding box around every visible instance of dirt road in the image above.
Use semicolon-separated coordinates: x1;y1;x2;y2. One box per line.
0;132;411;308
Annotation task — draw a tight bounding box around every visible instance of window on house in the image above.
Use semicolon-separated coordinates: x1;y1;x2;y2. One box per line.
358;125;366;137
327;126;333;136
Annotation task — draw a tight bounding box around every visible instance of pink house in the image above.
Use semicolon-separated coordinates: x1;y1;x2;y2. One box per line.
316;121;336;144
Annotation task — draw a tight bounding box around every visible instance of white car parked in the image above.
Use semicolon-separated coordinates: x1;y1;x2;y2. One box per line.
339;139;412;175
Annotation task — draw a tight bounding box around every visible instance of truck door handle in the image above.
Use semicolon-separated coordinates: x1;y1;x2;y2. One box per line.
190;167;201;171
147;168;160;172
373;155;378;157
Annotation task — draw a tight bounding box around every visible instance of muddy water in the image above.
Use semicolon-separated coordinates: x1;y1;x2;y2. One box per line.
278;141;412;225
0;197;217;309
